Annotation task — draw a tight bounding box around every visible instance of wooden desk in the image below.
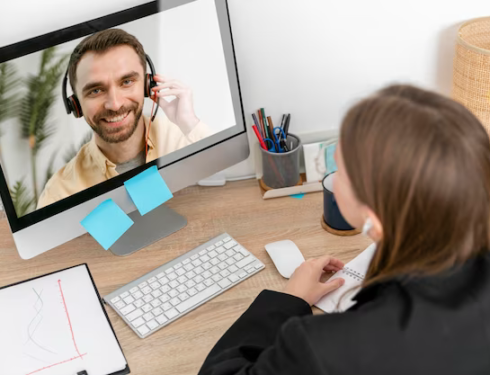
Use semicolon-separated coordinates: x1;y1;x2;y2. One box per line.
0;179;371;375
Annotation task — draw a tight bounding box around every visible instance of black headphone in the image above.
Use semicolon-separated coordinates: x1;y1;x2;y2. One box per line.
62;53;158;120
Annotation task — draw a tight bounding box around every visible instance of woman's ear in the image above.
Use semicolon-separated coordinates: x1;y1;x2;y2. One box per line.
363;209;383;242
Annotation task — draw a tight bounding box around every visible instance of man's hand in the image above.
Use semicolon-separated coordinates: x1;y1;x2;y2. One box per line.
151;74;200;134
284;254;345;306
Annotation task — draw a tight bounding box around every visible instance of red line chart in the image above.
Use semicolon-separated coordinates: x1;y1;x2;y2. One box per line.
25;279;87;375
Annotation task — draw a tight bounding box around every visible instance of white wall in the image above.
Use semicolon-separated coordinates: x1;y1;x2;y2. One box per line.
1;0;489;180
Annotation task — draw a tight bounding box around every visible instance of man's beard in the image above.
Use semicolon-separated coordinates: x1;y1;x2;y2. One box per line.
88;102;143;144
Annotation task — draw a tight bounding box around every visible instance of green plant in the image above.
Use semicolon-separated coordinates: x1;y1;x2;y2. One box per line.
0;62;20;129
18;47;68;202
10;179;35;217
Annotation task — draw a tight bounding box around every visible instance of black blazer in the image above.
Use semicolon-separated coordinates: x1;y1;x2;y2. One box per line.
198;253;490;375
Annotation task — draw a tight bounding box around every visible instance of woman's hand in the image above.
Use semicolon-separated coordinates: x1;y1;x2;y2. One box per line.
284;254;345;306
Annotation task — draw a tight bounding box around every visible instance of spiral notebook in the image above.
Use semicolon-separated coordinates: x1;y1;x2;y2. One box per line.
0;264;129;375
316;243;377;313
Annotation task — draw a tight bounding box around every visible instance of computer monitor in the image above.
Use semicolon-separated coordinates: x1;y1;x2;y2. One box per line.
0;0;249;259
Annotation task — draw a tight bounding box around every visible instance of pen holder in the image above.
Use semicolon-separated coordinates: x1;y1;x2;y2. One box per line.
260;134;302;189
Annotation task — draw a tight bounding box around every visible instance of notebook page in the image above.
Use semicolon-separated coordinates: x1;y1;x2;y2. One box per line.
0;265;127;375
316;243;377;313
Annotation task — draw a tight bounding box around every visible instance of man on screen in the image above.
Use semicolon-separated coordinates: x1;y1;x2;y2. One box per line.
37;29;210;208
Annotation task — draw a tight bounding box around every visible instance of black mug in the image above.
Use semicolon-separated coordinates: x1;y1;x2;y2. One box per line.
322;172;356;232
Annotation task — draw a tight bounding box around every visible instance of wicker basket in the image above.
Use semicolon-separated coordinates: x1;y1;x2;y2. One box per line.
452;17;490;133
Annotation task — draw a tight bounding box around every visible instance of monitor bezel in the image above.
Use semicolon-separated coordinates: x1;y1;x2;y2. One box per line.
0;0;247;233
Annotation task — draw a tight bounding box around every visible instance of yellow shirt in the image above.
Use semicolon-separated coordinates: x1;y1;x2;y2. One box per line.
37;115;210;208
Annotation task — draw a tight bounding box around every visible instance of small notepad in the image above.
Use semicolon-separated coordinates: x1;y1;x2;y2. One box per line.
315;243;377;313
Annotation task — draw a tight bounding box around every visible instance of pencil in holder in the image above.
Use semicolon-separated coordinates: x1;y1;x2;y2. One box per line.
260;133;302;189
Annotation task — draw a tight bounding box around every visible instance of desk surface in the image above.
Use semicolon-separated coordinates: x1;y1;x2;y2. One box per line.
0;179;371;375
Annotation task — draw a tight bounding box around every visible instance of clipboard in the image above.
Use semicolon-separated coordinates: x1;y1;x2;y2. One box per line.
0;264;130;375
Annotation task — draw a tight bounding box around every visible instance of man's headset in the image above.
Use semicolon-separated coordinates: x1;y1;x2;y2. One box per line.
62;53;159;121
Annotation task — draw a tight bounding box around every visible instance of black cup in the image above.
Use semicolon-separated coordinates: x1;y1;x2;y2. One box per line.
322;172;355;231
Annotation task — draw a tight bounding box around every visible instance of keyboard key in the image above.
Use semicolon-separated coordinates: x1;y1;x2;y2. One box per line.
237;256;255;269
225;249;235;257
169;290;179;298
156;272;166;279
202;271;212;279
115;301;125;309
176;268;186;276
143;312;154;322
142;304;152;313
162;302;172;311
111;296;121;304
218;278;232;288
183;258;191;265
160;285;171;294
206;245;215;251
186;280;196;288
169;280;179;289
184;264;194;272
142;286;152;295
124;296;135;304
200;255;211;263
199;249;207;256
129;287;139;294
152;307;163;316
210;258;220;266
132;291;143;299
168;272;178;280
148;277;157;284
150;282;161;290
194;275;204;284
165;308;179;320
216;246;226;254
226;258;235;266
255;263;264;270
147;320;159;330
138;281;148;289
202;262;212;270
191;254;199;260
121;304;136;315
194;266;204;274
188;287;197;296
218;254;227;262
132;317;146;328
177;276;187;284
247;267;255;274
151;290;162;298
186;271;196;279
143;295;154;303
212;274;223;282
196;283;206;291
177;285;187;293
218;263;228;270
165;267;175;274
238;271;247;278
229;274;239;283
220;270;230;278
156;314;168;325
204;279;214;287
236;247;249;257
151;299;162;308
138;325;150;336
126;308;143;321
224;241;236;249
192;259;202;267
208;250;218;258
228;265;238;273
160;294;170;303
216;241;224;247
210;267;220;275
134;299;145;308
174;262;183;269
223;236;231;242
179;292;190;301
176;284;221;313
170;298;181;306
120;291;130;299
233;254;244;261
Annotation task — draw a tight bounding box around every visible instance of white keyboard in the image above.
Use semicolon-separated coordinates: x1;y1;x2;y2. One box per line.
104;233;265;338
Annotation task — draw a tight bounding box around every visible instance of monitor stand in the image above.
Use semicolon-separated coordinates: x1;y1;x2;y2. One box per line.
110;204;187;256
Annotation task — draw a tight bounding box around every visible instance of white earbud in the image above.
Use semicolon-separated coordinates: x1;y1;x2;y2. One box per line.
362;217;373;236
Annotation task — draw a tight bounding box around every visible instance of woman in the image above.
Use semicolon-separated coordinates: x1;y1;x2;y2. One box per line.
198;85;490;375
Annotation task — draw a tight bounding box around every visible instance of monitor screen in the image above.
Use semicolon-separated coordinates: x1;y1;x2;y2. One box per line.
0;0;241;221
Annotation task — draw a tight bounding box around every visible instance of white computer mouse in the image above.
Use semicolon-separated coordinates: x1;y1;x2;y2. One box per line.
264;240;306;279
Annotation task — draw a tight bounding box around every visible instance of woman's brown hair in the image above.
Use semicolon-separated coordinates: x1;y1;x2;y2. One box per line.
340;84;490;285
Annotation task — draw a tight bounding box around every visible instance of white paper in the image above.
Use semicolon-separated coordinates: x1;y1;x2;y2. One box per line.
316;243;377;313
0;265;127;375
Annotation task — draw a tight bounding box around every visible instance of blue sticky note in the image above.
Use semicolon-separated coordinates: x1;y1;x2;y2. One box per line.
290;193;305;199
124;165;173;215
81;199;134;250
